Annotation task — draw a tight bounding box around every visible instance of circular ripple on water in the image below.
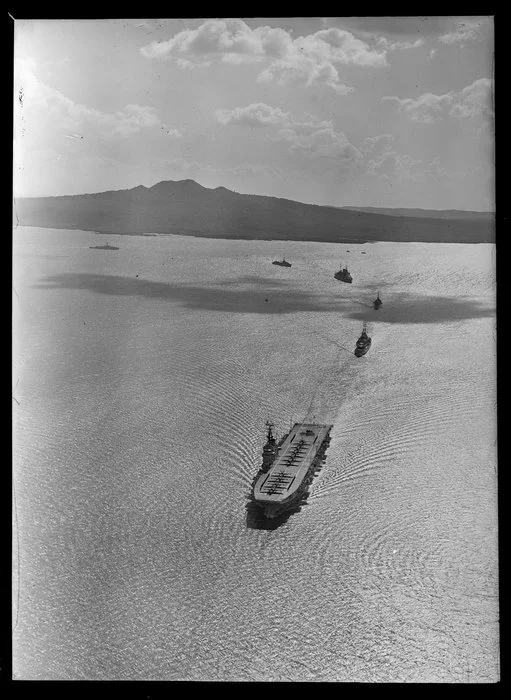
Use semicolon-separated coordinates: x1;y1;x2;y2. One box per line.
310;381;491;500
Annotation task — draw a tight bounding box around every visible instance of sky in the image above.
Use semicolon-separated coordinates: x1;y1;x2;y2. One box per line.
13;17;494;210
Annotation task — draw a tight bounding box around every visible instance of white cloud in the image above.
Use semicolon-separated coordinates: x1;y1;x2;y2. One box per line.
216;103;290;127
360;133;395;155
383;78;492;123
382;92;452;123
159;128;465;195
361;144;453;185
110;104;162;136
358;134;416;180
216;101;359;162
221;53;262;65
158;156;281;178
215;103;333;132
176;57;211;69
169;108;465;194
295;27;387;67
438;19;485;45
377;37;425;51
141;19;387;93
366;151;422;180
276;125;360;161
449;78;493;119
14;59;179;141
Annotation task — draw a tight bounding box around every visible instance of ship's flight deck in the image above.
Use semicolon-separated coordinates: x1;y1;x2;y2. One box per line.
253;422;332;504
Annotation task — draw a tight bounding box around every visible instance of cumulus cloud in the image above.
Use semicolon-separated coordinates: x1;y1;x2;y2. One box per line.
383;78;492;123
366;151;422;180
376;37;425;51
215;103;290;127
438;19;485;45
359;139;449;184
221;53;262;65
276;125;360;161
141;18;386;93
357;134;414;180
216;103;332;131
205;96;457;187
449;78;493;118
360;133;395;156
382;92;453;123
257;56;354;94
15;59;178;140
215;101;359;162
176;57;211;69
296;27;387;66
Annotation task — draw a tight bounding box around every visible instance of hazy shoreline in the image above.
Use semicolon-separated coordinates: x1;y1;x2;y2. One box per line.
14;179;495;245
15;223;493;245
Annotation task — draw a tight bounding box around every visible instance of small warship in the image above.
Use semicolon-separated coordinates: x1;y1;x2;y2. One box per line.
334;263;353;284
373;292;382;310
354;322;372;357
89;242;119;250
251;421;333;519
272;258;292;267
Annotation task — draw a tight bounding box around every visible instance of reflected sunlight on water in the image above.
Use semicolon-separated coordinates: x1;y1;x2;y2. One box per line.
13;227;498;681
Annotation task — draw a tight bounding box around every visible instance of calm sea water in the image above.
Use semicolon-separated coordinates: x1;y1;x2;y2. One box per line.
13;227;498;681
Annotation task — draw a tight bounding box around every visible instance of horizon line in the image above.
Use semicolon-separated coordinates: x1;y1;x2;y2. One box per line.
14;178;495;214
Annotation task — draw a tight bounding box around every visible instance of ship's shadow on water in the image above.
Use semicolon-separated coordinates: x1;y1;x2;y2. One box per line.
346;294;494;324
245;497;309;530
35;272;494;322
36;272;342;315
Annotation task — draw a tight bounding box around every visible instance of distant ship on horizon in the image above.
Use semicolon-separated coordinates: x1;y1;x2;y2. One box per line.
373;292;382;310
89;242;119;250
272;257;292;267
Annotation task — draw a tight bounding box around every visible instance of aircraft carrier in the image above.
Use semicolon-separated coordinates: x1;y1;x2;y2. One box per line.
251;422;333;518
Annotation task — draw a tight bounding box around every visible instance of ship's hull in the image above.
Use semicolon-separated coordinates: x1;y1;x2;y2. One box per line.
273;261;291;267
354;340;371;357
251;423;332;518
334;275;352;284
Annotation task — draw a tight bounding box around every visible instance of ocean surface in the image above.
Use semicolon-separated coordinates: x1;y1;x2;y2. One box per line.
13;226;498;682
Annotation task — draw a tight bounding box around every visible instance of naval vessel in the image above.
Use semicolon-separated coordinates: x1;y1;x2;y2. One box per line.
251;421;333;518
89;242;119;250
272;258;292;267
354;322;371;357
334;263;352;283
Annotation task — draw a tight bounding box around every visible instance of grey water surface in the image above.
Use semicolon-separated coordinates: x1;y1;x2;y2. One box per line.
13;227;498;681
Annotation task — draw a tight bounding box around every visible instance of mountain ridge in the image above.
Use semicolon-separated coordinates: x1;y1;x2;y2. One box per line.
15;179;494;244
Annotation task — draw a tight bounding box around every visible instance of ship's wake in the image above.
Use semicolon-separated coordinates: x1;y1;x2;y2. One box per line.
301;344;349;426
